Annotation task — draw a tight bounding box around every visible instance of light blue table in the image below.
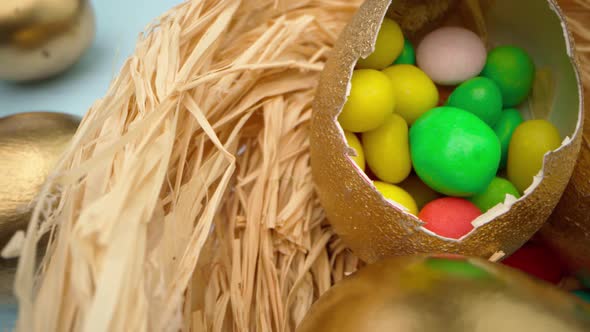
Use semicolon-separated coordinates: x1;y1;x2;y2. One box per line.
0;0;182;329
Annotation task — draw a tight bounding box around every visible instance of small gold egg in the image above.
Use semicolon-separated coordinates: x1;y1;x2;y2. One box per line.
0;112;79;247
297;256;590;332
0;0;95;81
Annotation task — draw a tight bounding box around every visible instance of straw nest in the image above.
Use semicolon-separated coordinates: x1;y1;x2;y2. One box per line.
6;0;590;331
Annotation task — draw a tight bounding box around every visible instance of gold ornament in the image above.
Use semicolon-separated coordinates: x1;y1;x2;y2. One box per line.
0;0;95;81
310;0;583;262
0;112;79;247
297;256;590;332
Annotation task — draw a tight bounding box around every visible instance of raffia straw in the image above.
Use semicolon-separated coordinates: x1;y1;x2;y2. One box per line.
12;0;362;331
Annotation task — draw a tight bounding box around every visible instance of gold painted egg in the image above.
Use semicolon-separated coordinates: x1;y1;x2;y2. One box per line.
0;112;79;247
310;0;583;262
0;0;95;81
296;256;590;332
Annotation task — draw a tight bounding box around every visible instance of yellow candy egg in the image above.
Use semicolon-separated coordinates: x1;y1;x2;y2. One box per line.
356;18;404;70
362;113;411;183
338;69;396;133
373;181;418;215
343;131;365;171
382;64;439;124
507;120;562;193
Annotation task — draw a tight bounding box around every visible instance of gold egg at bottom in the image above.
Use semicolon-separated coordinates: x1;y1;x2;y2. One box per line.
296;256;590;332
0;0;95;81
0;112;79;247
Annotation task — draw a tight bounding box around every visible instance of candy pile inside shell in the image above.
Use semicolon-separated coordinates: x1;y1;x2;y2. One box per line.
310;0;583;262
296;256;590;332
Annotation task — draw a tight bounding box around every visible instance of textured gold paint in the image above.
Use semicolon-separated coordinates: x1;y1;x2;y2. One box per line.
296;256;590;332
0;0;95;81
541;0;590;273
0;112;79;247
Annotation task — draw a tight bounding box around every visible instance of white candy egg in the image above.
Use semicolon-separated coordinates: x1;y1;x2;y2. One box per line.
416;27;487;86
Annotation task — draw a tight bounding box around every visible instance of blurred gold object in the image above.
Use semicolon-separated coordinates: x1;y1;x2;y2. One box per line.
0;0;95;81
297;256;590;332
0;112;79;247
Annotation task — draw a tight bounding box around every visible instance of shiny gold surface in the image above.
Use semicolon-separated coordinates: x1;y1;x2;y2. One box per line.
541;0;590;274
0;0;95;81
0;112;79;247
310;0;583;262
296;256;590;332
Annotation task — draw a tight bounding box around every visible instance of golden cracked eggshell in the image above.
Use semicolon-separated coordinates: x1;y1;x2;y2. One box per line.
0;112;79;247
310;0;583;262
539;0;590;274
541;89;590;272
0;0;95;81
296;256;590;332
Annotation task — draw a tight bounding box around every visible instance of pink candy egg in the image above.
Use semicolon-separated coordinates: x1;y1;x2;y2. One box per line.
417;27;487;86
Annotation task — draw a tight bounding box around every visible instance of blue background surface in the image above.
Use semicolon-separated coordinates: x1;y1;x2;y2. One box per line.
0;0;182;329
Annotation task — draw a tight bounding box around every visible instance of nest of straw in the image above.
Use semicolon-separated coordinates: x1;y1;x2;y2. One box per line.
9;0;590;331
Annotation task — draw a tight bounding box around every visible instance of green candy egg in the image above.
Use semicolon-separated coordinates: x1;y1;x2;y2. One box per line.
393;38;415;65
446;77;503;127
481;46;535;107
410;107;501;196
494;108;524;169
469;177;521;212
572;290;590;303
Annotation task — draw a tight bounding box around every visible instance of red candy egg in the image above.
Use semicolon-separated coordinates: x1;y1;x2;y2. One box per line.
419;197;480;239
501;242;566;284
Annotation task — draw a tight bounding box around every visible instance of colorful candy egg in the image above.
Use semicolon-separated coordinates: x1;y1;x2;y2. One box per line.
416;27;487;86
494;108;524;169
446;77;503;127
382;64;438;124
470;177;521;212
338;69;396;133
374;181;418;215
419;197;480;239
481;46;536;107
410;107;501;196
573;290;590;304
507;120;561;193
393;38;415;65
356;18;404;70
362;113;411;183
